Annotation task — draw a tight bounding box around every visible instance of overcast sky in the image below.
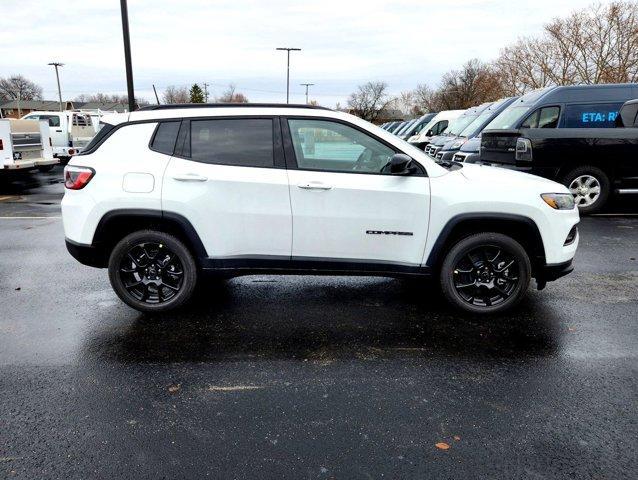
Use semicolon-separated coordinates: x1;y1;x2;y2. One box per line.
0;0;610;106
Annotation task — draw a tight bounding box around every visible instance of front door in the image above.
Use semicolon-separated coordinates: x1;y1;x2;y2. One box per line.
284;117;430;267
162;117;292;260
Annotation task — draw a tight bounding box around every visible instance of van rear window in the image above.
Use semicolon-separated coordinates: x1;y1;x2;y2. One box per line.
563;103;623;128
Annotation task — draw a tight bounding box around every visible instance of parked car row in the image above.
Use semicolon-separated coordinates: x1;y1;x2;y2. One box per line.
398;83;638;213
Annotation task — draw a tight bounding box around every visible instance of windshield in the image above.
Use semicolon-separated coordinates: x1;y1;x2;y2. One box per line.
484;105;530;130
458;109;495;137
405;114;435;136
446;115;478;136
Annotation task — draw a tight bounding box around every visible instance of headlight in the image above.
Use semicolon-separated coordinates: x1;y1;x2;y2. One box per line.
541;193;575;210
451;140;465;149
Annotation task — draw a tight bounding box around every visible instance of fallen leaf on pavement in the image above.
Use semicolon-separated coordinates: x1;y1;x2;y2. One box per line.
453;435;461;441
435;442;450;450
168;384;180;393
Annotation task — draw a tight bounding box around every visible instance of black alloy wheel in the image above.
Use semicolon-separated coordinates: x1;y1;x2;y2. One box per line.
119;241;184;304
451;245;520;308
440;233;531;314
108;230;197;312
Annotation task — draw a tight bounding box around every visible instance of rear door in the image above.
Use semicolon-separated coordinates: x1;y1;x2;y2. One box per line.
283;117;430;267
162;117;292;260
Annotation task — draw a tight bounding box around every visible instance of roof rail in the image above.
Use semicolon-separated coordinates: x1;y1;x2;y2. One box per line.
137;103;332;111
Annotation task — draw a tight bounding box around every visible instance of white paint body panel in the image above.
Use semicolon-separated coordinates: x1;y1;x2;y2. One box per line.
287;169;430;264
162;158;292;257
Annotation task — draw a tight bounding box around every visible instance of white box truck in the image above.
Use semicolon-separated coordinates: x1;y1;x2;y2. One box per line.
20;111;95;163
0;118;57;173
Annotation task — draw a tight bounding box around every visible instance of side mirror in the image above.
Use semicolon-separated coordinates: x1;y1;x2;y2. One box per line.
426;129;433;137
389;153;415;175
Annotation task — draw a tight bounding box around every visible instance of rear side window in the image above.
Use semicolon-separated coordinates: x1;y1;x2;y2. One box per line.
190;118;274;168
521;106;560;128
150;121;180;155
563;103;623;128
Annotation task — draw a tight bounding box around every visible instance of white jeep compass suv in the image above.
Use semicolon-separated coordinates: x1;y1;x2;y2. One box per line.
62;104;579;314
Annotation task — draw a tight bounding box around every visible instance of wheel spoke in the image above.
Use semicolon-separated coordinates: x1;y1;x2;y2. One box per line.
455;282;476;289
161;282;179;292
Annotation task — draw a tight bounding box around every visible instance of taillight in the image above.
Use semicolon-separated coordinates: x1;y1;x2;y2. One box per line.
64;166;95;190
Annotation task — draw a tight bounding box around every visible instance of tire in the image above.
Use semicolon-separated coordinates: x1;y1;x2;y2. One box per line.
38;165;55;173
108;230;198;313
439;232;531;314
562;166;610;214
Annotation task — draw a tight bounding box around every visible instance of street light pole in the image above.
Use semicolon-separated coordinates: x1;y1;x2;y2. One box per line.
120;0;136;112
276;47;301;104
47;62;64;111
300;83;314;104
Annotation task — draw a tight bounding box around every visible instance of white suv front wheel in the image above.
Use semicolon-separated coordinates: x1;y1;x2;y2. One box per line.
440;233;531;314
108;230;197;313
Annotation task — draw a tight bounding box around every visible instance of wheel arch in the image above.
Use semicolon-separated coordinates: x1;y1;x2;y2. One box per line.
426;213;546;275
91;209;207;267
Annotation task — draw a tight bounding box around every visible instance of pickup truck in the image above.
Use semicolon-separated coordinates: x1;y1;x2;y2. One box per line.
0;118;57;173
480;99;638;213
20;111;95;163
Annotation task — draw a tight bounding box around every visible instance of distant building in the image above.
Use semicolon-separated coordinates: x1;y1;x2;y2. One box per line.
0;100;128;118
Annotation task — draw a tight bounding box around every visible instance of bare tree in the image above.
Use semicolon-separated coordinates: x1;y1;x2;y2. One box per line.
347;81;394;121
216;84;249;103
162;85;189;104
0;75;43;102
75;93;131;104
495;1;638;94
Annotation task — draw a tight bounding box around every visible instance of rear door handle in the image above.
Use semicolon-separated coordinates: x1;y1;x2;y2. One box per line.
172;173;208;182
297;182;333;190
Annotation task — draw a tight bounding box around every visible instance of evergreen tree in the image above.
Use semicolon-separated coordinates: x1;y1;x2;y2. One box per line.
189;84;205;103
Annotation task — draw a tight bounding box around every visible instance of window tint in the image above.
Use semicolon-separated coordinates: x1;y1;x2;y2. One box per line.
521;106;560;128
150;121;180;155
563;103;623;128
288;119;395;174
190;119;273;167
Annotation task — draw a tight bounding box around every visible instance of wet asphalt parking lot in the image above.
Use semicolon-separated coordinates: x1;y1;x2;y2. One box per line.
0;167;637;479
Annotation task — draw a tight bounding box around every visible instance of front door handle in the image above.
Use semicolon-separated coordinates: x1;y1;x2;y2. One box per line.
172;173;208;182
55;129;63;132
297;182;333;190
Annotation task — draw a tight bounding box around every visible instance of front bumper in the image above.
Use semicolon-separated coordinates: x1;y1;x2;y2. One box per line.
535;259;574;290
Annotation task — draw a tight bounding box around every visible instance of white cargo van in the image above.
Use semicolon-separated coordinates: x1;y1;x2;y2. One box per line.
407;110;465;150
21;111;95;162
0;119;57;172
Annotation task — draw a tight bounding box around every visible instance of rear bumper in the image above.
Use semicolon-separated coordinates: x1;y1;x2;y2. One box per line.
65;238;106;268
35;158;59;167
2;159;36;170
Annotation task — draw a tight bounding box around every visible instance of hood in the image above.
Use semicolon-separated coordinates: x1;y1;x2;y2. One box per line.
440;136;467;152
458;136;481;153
458;163;569;193
432;134;455;146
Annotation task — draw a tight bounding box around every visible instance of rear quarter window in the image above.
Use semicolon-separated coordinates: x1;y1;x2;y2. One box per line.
150;121;181;155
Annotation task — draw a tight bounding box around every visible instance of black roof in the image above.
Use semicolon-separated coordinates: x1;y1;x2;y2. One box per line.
138;103;331;111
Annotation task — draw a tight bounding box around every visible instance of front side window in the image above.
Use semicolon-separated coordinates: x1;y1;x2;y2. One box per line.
288;119;395;174
521;106;560;128
150;121;180;155
563;103;623;128
190;118;274;168
430;120;448;135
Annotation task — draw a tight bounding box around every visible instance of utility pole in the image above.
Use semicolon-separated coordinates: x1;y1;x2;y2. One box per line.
47;62;64;111
300;83;314;104
203;82;209;103
119;0;136;112
276;47;301;104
